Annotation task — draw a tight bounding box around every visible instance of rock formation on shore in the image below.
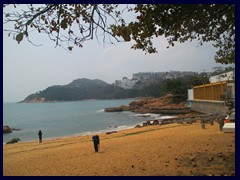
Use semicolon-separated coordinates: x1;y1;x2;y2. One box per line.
105;94;191;114
3;126;12;134
3;126;21;134
6;138;20;144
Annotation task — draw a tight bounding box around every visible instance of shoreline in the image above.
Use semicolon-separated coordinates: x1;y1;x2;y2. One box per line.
3;120;235;176
3;121;141;144
18;98;138;103
4;112;176;144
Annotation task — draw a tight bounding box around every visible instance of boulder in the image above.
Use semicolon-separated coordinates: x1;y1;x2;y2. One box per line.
135;124;142;128
6;138;20;144
106;131;117;134
152;120;160;125
104;107;123;112
105;94;190;114
3;126;12;134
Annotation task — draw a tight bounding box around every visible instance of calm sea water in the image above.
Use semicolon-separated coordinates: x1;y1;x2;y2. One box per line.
3;99;171;143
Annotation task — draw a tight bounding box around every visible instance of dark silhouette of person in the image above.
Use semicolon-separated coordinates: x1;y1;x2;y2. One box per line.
219;118;225;131
201;119;206;129
92;135;100;152
38;130;42;143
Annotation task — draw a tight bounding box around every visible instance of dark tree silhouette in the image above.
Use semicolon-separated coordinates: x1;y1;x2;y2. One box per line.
4;4;235;64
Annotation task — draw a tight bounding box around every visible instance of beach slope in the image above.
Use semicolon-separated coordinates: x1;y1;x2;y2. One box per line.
3;122;235;176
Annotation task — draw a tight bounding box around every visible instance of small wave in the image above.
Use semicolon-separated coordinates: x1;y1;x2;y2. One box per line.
111;125;135;131
73;124;136;137
130;113;160;119
96;109;105;113
158;115;176;119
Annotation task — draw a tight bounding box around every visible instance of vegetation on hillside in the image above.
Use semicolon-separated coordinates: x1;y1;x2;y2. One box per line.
22;73;210;102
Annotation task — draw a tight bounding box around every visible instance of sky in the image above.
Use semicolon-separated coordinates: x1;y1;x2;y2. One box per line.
3;4;230;102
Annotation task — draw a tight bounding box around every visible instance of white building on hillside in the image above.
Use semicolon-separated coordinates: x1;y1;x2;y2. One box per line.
209;70;235;83
115;77;138;89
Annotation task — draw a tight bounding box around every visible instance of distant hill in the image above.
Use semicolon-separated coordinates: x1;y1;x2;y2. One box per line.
20;78;139;103
66;78;109;88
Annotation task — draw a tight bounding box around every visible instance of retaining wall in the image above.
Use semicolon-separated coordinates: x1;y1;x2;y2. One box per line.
188;100;229;115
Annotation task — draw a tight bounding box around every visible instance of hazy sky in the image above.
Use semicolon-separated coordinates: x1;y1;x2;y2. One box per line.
3;4;229;102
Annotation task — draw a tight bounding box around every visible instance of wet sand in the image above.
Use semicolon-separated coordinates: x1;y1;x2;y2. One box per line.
3;121;235;176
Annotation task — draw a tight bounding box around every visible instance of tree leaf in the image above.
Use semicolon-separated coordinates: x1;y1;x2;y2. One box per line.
68;46;73;51
16;33;24;44
61;19;68;29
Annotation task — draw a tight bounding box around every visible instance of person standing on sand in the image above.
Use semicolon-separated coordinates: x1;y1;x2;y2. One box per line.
92;135;100;152
219;118;225;131
201;119;206;129
38;130;42;143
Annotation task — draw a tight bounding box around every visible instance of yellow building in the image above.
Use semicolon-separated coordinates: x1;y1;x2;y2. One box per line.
188;70;235;115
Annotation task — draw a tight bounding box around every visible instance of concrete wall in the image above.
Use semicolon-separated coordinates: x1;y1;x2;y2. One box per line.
188;89;194;100
189;100;229;115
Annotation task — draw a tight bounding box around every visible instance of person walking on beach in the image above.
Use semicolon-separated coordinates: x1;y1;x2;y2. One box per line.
92;135;100;152
38;130;42;143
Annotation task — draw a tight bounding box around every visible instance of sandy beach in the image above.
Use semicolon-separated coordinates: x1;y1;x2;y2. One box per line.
3;121;235;176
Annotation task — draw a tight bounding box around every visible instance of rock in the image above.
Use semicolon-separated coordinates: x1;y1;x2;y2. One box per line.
152;120;160;125
105;94;190;114
12;128;21;131
135;124;142;128
147;120;152;125
3;126;12;134
149;107;191;114
142;122;148;126
106;131;117;134
104;107;123;112
119;105;132;111
6;138;20;144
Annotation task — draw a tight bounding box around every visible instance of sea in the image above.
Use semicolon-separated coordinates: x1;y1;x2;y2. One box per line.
3;99;173;144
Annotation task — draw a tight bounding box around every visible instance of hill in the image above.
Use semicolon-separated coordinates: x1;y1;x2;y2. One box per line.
20;78;138;103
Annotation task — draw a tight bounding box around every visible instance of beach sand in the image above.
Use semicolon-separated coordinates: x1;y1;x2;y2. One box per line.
3;121;235;176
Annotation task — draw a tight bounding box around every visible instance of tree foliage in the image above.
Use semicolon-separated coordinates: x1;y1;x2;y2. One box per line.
138;74;210;98
158;74;209;98
3;4;235;64
3;4;126;49
23;78;139;102
119;4;235;64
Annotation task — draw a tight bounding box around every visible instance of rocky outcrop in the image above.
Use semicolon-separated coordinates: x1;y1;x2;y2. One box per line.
6;138;20;144
104;105;135;112
148;107;191;114
105;94;191;114
106;131;117;134
134;113;223;128
3;126;12;134
3;126;21;134
104;107;123;112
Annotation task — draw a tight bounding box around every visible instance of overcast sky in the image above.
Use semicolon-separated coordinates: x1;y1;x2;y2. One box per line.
3;4;229;102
